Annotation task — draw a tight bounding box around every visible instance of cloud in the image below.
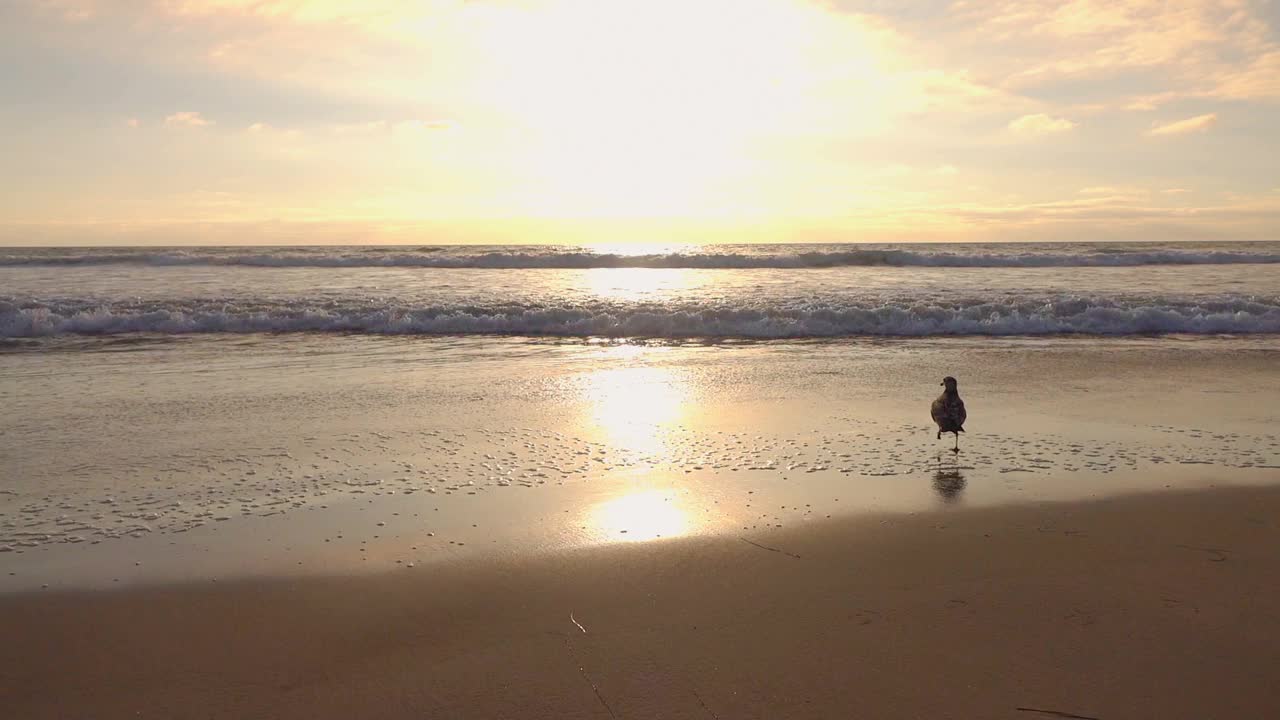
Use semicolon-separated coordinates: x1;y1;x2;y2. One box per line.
1078;186;1142;196
1208;50;1280;100
1124;92;1179;111
1008;113;1077;135
24;0;1024;134
16;189;1280;245
1161;188;1191;195
158;0;409;26
1073;186;1151;203
164;111;212;127
331;121;388;135
936;0;1280;107
919;192;1280;231
1148;113;1217;137
869;163;959;179
37;0;95;22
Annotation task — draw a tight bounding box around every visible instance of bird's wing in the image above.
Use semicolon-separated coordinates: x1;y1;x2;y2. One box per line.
931;396;946;425
956;398;967;427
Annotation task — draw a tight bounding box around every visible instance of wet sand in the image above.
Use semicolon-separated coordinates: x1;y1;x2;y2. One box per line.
5;484;1280;720
5;336;1280;592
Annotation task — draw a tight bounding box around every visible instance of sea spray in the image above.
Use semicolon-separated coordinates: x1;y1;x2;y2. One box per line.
4;294;1278;338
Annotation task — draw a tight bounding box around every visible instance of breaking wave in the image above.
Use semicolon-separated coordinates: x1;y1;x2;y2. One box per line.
4;295;1278;338
4;245;1280;269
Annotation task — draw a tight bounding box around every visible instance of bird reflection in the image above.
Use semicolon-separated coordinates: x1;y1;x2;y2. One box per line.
932;467;967;503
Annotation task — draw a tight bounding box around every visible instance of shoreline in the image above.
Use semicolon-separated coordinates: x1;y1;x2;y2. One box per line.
6;483;1280;719
6;332;1278;596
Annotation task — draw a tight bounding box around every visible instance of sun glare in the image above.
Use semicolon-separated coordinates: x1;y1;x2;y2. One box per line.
584;267;703;301
583;363;689;455
591;490;691;541
454;0;892;218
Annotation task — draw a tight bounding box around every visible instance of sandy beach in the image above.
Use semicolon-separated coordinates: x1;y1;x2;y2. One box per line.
5;484;1280;719
3;256;1278;719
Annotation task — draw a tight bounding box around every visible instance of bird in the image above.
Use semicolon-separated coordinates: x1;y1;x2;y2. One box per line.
931;376;967;453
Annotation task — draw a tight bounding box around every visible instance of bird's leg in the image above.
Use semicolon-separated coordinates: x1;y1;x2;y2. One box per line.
952;433;960;454
936;431;941;440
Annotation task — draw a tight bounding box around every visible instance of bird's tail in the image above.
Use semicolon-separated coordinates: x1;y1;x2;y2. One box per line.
957;426;965;433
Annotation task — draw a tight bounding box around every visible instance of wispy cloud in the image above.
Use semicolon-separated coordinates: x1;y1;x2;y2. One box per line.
164;111;212;128
941;0;1280;107
1208;50;1280;100
1124;93;1179;111
1008;113;1076;135
38;0;95;22
1078;186;1146;197
1148;113;1217;137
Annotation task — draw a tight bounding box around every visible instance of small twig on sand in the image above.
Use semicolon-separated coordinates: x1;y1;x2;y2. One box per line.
739;537;801;560
1016;707;1101;720
690;687;721;720
570;612;587;634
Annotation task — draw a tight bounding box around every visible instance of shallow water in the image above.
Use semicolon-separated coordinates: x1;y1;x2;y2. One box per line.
2;334;1277;591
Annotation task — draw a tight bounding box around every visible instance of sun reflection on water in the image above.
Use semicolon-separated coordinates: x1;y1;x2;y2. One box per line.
586;345;696;450
577;347;698;541
591;490;690;541
584;268;703;303
583;363;688;455
584;243;698;258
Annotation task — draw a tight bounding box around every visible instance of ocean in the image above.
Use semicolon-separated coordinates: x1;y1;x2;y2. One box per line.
2;241;1279;339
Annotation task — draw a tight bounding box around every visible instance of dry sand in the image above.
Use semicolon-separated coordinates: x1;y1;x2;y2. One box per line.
4;484;1280;719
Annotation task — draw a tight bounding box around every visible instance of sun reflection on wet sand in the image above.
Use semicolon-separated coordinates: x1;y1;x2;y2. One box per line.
591;490;690;541
583;360;689;455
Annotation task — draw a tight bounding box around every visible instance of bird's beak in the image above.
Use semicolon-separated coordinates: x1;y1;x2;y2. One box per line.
940;382;944;386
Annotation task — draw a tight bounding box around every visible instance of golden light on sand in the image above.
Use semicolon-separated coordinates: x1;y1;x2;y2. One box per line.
583;364;688;455
591;490;690;541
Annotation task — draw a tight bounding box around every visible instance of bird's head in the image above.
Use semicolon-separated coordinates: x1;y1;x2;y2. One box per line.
941;376;958;389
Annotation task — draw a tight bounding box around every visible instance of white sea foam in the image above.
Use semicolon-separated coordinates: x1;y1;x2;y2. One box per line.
4;244;1280;269
4;295;1278;338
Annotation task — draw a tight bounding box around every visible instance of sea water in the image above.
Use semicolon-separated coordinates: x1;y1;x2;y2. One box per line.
2;241;1278;338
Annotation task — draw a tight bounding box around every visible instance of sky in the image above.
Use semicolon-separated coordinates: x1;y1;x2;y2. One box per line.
2;0;1278;245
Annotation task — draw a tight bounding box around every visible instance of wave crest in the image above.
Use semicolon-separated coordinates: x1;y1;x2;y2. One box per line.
4;246;1280;269
4;295;1278;338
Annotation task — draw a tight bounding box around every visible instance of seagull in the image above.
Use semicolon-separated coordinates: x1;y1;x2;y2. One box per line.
931;376;967;453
